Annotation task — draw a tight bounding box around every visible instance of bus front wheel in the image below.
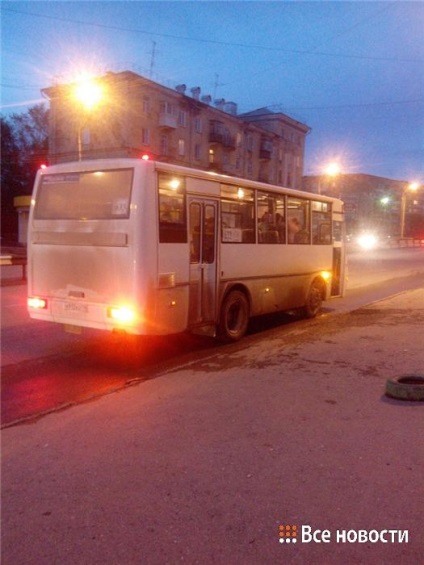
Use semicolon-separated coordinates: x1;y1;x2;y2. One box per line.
302;279;324;319
218;290;249;343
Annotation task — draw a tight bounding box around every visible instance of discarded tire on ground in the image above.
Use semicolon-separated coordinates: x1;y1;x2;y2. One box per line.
385;375;424;401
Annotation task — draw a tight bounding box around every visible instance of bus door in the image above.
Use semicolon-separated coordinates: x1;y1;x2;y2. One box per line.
188;199;218;326
331;218;346;296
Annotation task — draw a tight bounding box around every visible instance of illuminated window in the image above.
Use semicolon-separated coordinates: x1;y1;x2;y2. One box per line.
312;201;332;245
257;191;285;244
220;184;255;243
178;139;185;156
158;173;187;243
287;198;310;244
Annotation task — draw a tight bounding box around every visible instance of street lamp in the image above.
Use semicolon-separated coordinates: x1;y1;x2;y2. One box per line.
73;79;104;160
324;162;341;177
400;182;420;239
319;162;342;197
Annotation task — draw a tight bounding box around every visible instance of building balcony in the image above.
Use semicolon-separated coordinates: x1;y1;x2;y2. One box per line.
209;120;236;150
209;131;236;150
259;138;273;160
159;113;177;129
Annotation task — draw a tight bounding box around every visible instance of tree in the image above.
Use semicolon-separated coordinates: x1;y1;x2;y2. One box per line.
1;104;49;243
1;117;24;242
9;103;49;190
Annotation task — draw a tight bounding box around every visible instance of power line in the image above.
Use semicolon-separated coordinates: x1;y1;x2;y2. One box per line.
268;99;424;112
2;6;423;64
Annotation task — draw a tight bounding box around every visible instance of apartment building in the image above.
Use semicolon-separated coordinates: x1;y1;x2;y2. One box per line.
42;70;310;190
303;173;424;237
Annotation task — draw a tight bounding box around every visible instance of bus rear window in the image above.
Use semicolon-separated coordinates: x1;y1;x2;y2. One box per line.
34;169;133;220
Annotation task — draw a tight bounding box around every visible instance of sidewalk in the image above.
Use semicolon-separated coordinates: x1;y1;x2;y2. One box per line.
2;289;423;564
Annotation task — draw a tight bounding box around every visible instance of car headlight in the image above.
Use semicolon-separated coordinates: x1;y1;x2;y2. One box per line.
357;233;378;250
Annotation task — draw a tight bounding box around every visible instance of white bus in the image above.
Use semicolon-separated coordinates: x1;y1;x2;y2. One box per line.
27;158;345;342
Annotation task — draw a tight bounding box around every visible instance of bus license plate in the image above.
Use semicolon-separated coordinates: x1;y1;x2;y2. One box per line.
63;301;89;315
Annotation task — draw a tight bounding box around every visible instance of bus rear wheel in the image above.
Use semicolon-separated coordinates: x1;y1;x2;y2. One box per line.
218;290;249;343
302;279;324;318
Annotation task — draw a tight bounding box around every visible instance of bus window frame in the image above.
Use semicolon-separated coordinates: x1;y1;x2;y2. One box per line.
158;172;188;243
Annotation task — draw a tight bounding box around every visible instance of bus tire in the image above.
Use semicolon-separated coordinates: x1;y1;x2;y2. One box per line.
301;279;324;318
218;290;249;343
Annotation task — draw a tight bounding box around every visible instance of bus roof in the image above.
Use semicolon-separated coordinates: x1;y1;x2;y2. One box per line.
39;158;343;205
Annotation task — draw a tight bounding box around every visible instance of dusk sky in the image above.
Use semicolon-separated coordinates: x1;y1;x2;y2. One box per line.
1;1;423;182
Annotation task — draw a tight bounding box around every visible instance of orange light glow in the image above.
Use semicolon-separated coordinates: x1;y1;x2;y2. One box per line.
74;79;104;110
108;306;136;324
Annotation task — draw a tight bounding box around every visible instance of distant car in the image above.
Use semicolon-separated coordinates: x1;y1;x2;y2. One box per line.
357;232;378;250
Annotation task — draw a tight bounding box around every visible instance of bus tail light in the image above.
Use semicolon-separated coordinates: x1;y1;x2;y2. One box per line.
28;297;48;309
107;305;136;324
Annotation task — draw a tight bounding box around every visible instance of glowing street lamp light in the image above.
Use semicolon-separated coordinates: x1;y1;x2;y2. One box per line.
324;162;341;177
318;162;342;196
73;78;104;160
74;80;103;111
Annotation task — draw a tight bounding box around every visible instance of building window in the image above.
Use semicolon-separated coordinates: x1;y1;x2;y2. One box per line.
195;117;202;133
142;128;150;145
178;110;187;127
160;134;169;156
287;172;292;187
278;170;283;184
143;97;150;114
160;101;174;115
81;128;90;146
178;139;185;156
209;148;215;164
194;144;202;160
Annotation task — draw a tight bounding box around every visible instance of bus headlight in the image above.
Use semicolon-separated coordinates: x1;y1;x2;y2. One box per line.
107;305;136;324
320;271;332;281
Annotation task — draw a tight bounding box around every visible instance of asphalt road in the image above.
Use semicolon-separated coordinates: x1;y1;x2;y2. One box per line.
2;282;423;565
1;247;423;427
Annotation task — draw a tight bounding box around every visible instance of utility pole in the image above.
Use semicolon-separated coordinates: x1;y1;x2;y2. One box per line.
149;41;156;79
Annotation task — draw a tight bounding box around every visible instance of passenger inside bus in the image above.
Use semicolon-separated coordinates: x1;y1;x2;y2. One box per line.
288;217;301;243
275;213;286;243
258;212;279;243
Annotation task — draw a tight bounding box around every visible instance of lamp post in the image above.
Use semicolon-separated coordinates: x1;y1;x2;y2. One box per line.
318;162;341;197
400;182;419;239
73;79;104;161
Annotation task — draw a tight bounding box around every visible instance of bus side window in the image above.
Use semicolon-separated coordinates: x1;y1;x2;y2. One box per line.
312;201;332;244
158;173;187;243
257;191;285;244
220;184;255;243
288;198;310;244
